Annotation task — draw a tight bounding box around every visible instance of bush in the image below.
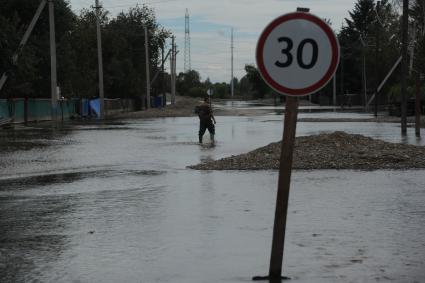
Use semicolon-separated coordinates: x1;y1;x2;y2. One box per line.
388;83;425;103
187;87;207;97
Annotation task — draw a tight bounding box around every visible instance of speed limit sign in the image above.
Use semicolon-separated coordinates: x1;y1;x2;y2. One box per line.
256;12;340;96
253;11;341;282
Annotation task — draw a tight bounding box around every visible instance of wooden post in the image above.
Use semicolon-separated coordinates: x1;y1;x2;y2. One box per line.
253;96;299;281
161;44;166;107
231;27;234;98
340;48;344;108
416;73;421;137
401;0;409;134
374;1;380;117
48;0;58;122
145;26;151;109
253;10;338;281
24;97;28;125
171;36;176;105
362;46;367;110
333;75;337;107
269;96;298;279
95;0;105;119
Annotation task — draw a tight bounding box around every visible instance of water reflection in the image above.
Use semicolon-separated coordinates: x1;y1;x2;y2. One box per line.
0;195;74;282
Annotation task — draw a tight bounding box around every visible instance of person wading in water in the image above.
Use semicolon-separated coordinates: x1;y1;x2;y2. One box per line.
195;97;216;144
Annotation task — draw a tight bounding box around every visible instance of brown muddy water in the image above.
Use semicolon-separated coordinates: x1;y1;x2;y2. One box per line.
1;112;424;282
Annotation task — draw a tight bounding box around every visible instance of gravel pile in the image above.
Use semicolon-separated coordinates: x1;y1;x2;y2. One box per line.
188;131;425;170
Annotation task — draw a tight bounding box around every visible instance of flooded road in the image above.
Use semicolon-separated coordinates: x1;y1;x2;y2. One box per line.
1;111;425;282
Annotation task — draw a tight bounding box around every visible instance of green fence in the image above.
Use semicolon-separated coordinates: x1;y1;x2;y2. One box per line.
0;98;79;123
0;98;135;123
0;100;9;118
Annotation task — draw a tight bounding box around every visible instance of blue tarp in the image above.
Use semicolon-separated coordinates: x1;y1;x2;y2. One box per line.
81;99;90;117
89;99;100;118
154;96;162;108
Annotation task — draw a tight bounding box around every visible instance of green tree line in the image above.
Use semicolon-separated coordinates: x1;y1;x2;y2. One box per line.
1;0;423;103
0;0;169;104
241;0;425;103
175;69;251;99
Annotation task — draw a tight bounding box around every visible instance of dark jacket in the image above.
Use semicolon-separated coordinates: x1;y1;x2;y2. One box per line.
195;104;213;123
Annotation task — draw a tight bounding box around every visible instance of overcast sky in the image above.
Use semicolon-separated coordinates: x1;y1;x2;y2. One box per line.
69;0;357;83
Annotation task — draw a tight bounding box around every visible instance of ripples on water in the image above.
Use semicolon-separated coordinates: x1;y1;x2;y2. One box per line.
1;113;424;282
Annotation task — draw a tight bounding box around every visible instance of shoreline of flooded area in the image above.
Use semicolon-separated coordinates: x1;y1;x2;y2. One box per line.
1;112;425;282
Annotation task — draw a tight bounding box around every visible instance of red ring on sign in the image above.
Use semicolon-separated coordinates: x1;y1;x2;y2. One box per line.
256;12;340;96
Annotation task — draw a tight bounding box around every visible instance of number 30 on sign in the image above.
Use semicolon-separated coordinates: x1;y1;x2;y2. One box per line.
256;12;340;96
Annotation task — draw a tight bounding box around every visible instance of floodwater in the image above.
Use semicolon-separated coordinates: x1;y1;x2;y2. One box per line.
1;108;424;282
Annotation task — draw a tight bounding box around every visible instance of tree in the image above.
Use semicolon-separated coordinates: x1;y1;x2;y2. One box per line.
338;0;400;104
338;0;376;98
230;77;239;96
204;77;212;90
176;70;202;96
212;82;228;98
239;75;252;98
244;64;271;98
0;1;171;101
411;0;425;75
104;5;169;98
66;8;100;98
0;0;75;98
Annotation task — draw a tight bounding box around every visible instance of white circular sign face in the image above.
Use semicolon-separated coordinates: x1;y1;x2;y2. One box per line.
256;12;340;96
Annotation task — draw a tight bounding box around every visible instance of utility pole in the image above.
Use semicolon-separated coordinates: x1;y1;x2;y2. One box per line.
401;0;409;134
48;0;58;121
95;0;105;119
231;27;234;98
170;39;173;105
366;56;402;108
145;26;151;109
174;41;177;102
415;72;421;137
333;75;337;106
184;9;191;72
409;22;416;76
363;52;367;109
161;43;166;106
360;34;368;110
374;1;381;117
173;41;178;103
171;36;176;105
340;47;344;106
